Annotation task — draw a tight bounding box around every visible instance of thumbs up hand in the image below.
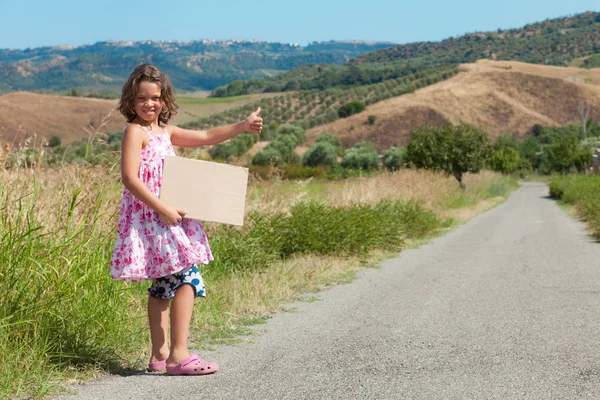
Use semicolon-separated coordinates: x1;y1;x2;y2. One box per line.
245;107;263;133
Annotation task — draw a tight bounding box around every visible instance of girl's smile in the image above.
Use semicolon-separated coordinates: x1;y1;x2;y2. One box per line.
134;81;163;127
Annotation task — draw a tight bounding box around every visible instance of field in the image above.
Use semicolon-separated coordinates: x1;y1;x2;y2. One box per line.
0;153;518;397
0;92;274;146
306;60;600;149
172;93;281;125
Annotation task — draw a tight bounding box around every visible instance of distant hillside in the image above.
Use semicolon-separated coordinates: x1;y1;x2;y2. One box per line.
0;92;125;146
305;60;600;150
0;92;270;145
353;11;600;65
0;40;394;93
3;60;600;154
215;11;600;97
182;65;459;131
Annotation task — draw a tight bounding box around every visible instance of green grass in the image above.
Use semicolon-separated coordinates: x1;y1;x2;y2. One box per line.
446;194;478;208
0;166;517;398
0;177;144;398
549;174;600;236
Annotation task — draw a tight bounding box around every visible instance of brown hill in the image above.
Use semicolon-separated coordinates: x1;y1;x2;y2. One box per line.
307;60;600;150
0;92;125;146
0;91;274;147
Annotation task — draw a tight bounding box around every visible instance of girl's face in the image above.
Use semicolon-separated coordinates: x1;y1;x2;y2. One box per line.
134;81;163;124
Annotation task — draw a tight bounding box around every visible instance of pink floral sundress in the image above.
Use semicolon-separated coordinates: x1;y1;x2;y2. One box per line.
110;126;213;282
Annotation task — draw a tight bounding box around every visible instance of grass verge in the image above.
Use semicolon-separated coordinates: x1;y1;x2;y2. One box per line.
0;167;517;398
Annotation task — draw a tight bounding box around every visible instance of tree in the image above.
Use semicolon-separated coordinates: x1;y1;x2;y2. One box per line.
338;101;366;118
303;142;338;167
342;141;379;170
382;146;405;171
546;132;579;173
252;148;283;166
573;147;592;173
276;124;306;146
577;100;592;139
405;123;489;189
315;132;343;154
488;147;521;174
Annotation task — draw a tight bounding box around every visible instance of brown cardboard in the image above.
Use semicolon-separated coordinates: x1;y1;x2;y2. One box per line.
160;156;248;226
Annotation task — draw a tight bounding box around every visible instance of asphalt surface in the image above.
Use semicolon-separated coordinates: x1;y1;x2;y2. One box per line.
58;183;600;399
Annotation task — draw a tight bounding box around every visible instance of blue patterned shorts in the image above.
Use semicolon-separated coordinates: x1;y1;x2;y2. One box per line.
148;264;206;300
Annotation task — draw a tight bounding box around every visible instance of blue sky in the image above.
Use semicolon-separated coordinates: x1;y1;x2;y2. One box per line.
0;0;598;49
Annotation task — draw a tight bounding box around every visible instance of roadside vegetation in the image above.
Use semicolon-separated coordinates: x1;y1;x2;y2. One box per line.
0;136;518;397
549;175;600;236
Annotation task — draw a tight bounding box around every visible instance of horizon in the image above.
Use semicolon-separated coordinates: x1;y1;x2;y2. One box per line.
1;1;598;50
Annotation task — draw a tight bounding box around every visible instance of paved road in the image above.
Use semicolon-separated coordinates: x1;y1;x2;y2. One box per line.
59;183;600;399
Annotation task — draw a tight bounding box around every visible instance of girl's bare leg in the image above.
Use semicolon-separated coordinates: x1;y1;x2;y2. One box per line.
148;296;170;363
166;284;195;365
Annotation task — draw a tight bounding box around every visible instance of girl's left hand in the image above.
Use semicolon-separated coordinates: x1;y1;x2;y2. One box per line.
245;107;263;133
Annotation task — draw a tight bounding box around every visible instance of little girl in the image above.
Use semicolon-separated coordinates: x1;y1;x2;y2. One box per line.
111;64;262;375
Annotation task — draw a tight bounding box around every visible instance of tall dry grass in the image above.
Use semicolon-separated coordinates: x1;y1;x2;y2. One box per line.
246;169;508;215
0;140;518;397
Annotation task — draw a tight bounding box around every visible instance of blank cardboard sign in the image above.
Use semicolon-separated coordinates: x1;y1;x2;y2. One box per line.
160;156;248;226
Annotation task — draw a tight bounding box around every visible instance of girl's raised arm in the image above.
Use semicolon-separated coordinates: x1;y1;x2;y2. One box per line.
169;107;262;148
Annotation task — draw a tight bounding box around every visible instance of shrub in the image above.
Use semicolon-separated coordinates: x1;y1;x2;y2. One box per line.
209;132;258;160
248;199;439;258
342;141;379;170
488;147;521;174
252;147;283;166
382;146;405;171
315;132;342;151
303;143;338;167
368;115;377;125
48;136;62;147
276;124;306;146
337;101;366;118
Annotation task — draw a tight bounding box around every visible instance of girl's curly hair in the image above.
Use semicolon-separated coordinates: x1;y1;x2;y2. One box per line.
117;64;178;124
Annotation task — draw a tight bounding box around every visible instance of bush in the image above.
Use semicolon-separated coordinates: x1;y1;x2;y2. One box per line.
342;141;379;170
303;142;338;167
209;133;258;160
248;199;439;258
270;134;300;163
548;175;600;236
315;132;342;150
338;101;366;118
48;136;62;147
368;115;377;125
382;146;405;171
488;147;521;174
252;147;283;166
276;124;306;146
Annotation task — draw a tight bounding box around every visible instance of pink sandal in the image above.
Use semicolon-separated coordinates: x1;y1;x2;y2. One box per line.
166;354;219;376
147;360;167;372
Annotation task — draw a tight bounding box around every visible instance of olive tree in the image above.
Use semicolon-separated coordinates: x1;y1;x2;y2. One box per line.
405;123;489;189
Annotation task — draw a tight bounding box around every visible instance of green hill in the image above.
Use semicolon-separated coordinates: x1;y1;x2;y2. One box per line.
0;40;394;93
183;65;459;132
214;11;600;97
353;11;600;65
